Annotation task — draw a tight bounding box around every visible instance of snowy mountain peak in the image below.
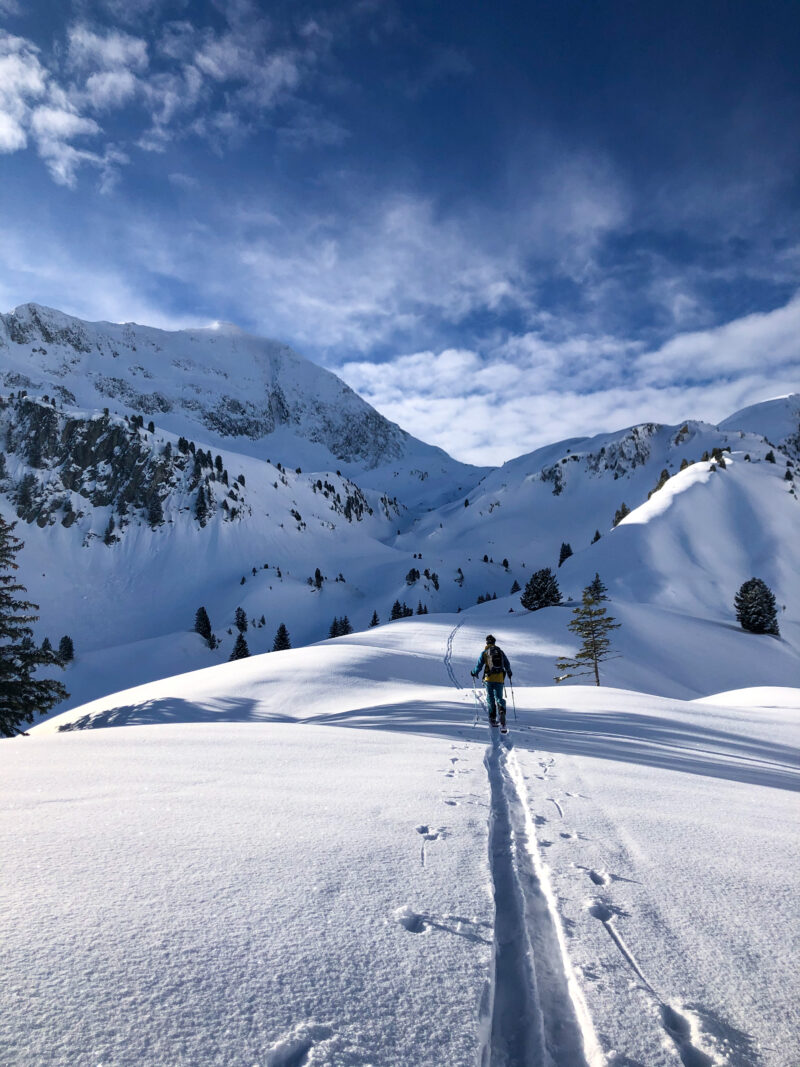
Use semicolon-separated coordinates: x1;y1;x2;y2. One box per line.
0;302;483;498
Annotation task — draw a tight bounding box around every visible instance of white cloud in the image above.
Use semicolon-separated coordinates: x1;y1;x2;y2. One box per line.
0;111;26;151
636;296;800;385
336;295;800;464
83;69;139;110
30;105;100;140
68;25;149;73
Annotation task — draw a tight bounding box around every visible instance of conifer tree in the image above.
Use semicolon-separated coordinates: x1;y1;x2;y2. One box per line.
613;502;630;526
390;599;403;620
734;578;780;636
591;529;602;543
555;588;621;686
229;632;250;660
194;606;213;644
235;606;248;633
58;635;74;663
369;610;379;627
195;485;209;526
0;516;68;736
558;542;573;567
586;572;609;601
148;496;164;527
339;616;353;635
329;617;341;638
510;579;521;594
520;567;562;611
273;623;291;650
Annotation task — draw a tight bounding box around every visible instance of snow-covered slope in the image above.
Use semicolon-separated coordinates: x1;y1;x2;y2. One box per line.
720;393;800;459
0;302;482;504
0;302;798;712
7;608;799;1066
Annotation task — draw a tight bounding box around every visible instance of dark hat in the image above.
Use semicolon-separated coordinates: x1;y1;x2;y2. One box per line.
485;634;496;644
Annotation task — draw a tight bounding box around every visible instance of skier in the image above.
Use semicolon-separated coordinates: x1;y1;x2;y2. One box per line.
471;634;512;732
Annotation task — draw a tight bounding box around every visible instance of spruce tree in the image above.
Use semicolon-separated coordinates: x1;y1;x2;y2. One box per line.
586;572;609;601
235;606;248;633
390;599;403;620
510;579;521;594
273;623;291;650
734;578;780;636
613;502;630;526
194;606;213;644
148;496;164;527
555;588;621;687
195;485;209;526
520;567;562;611
591;529;602;543
558;542;573;567
58;635;74;663
229;632;250;660
0;516;68;736
340;616;353;635
369;610;379;627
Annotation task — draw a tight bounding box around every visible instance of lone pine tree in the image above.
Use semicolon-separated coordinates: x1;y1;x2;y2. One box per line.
558;542;573;567
273;623;291;651
0;516;68;737
520;567;562;611
555;588;621;687
734;578;780;636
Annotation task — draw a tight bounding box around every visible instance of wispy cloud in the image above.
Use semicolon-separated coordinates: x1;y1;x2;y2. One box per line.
338;298;800;464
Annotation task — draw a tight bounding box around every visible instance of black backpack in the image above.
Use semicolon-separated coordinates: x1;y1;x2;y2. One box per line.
486;645;504;672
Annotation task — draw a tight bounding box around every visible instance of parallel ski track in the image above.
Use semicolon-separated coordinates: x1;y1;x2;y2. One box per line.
443;623;603;1067
485;737;603;1067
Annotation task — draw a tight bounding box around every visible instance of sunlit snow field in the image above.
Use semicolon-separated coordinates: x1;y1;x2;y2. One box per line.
3;612;799;1066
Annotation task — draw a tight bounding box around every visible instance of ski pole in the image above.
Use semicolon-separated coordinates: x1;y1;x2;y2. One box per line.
470;676;480;727
510;680;517;720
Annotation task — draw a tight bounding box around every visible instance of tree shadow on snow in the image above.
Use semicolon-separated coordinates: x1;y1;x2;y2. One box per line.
57;694;800;793
304;700;800;793
57;696;289;730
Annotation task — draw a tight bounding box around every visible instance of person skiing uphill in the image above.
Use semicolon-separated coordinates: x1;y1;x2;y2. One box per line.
471;634;512;732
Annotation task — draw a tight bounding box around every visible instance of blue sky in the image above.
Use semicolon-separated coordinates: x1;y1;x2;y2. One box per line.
1;0;799;463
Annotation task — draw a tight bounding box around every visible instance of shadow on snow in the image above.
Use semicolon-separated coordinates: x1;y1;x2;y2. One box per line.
58;694;800;793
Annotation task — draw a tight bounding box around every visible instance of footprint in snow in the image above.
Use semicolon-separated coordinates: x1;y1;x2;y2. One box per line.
442;799;459;806
264;1021;335;1067
588;869;609;886
394;904;430;934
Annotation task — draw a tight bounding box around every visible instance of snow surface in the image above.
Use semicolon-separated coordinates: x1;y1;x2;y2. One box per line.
4;609;799;1066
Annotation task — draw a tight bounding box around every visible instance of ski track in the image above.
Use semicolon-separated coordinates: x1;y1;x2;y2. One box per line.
484;736;603;1067
443;622;722;1067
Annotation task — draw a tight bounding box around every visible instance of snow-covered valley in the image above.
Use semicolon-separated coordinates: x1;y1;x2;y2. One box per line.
1;304;799;1065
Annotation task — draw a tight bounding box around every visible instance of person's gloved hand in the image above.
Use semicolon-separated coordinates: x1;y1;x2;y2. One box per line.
470;669;478;677
507;670;512;679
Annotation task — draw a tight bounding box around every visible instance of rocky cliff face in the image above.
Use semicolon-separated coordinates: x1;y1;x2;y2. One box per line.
0;394;250;536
